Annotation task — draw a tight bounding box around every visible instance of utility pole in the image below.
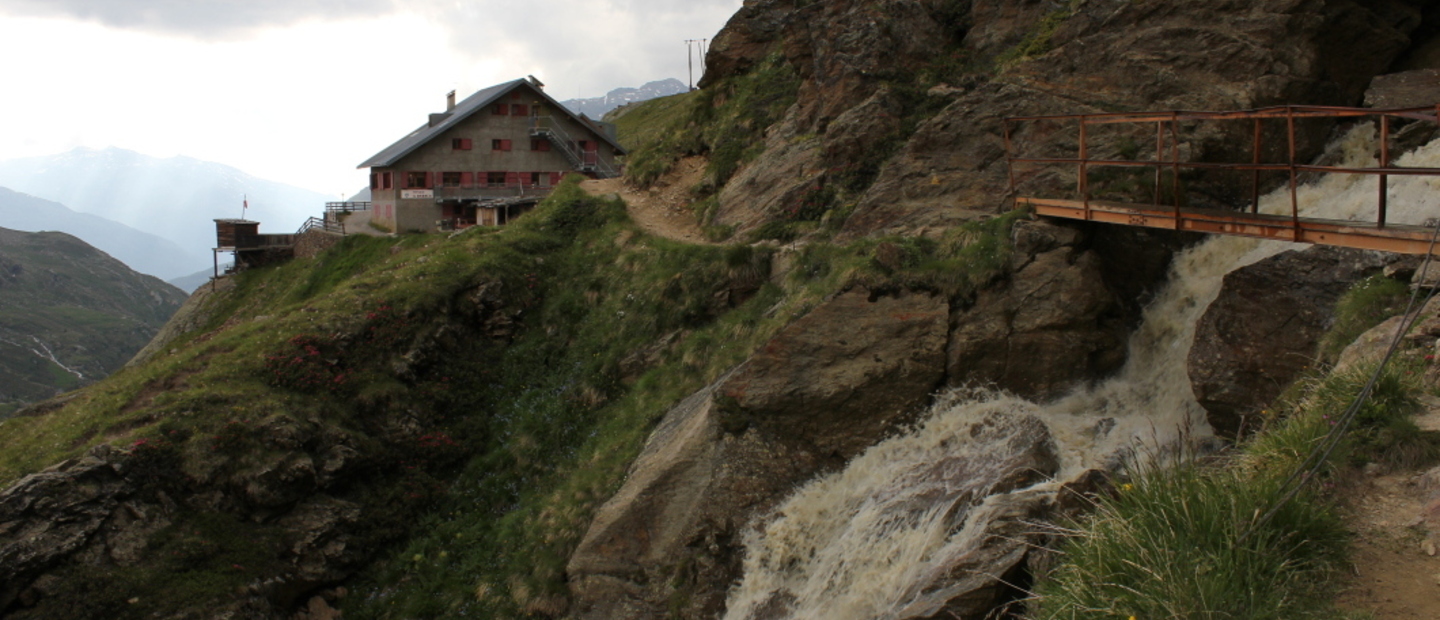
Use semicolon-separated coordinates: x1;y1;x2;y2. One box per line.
685;39;700;90
699;38;708;83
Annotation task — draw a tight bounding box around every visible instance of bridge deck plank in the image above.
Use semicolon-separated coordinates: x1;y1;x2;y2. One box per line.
1021;197;1440;255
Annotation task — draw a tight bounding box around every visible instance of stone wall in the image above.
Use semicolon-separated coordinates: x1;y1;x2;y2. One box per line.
293;230;343;259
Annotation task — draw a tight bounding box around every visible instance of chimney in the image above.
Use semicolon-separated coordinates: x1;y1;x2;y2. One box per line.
446;90;457;111
527;75;545;90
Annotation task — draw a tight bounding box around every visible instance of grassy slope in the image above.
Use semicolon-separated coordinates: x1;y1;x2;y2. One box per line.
0;177;1022;619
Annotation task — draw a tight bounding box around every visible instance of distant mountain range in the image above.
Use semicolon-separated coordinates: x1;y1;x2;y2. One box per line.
0;226;187;416
562;78;688;119
0;147;333;274
0;187;200;281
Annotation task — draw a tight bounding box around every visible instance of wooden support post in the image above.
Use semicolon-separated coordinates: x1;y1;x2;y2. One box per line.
1380;114;1390;229
1287;107;1300;242
1155;121;1164;206
1251;118;1262;214
1170;114;1181;230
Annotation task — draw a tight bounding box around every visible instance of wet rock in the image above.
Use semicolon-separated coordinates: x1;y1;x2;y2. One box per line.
716;287;951;457
1189;246;1387;437
948;223;1129;400
568;286;949;620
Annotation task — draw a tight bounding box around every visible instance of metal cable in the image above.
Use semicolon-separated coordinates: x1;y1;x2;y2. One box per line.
1241;216;1440;543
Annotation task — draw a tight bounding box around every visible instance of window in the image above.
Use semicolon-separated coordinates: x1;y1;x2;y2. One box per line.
492;139;512;152
531;139;551;152
370;172;379;190
531;172;548;187
405;171;429;189
511;92;521;100
487;171;507;186
452;138;473;150
491;103;508;116
442;172;462;187
382;172;393;189
511;104;528;116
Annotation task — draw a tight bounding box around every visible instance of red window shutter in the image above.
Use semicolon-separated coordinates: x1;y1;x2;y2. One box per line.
460;172;473;188
553;172;564;185
511;92;521;100
502;139;513;151
505;172;520;186
512;104;527;116
494;103;508;115
465;138;474;150
385;172;393;189
370;173;378;189
426;172;434;188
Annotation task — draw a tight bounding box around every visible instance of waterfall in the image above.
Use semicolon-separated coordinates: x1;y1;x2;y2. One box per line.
722;124;1440;620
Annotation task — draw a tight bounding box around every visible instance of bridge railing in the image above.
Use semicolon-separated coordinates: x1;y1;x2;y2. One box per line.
1003;105;1440;239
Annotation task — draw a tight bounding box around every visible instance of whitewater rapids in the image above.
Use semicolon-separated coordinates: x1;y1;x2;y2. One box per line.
721;124;1440;620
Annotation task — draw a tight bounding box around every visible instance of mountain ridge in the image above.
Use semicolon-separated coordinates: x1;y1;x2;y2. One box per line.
0;186;200;280
561;78;688;119
0;147;333;266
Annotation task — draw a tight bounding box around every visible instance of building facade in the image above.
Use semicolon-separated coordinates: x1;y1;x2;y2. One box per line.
359;77;626;232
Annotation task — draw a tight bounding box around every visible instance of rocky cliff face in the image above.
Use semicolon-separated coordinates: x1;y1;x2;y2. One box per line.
699;0;1436;238
566;220;1171;619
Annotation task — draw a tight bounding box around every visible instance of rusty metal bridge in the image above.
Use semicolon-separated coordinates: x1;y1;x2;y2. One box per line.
1003;105;1440;255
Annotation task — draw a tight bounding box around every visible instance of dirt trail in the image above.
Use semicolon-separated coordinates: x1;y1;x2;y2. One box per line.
581;157;714;245
1337;406;1440;619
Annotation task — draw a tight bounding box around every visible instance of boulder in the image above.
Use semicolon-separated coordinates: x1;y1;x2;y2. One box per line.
1365;68;1440;108
0;445;132;611
720;406;1059;620
1188;246;1387;437
568;286;950;619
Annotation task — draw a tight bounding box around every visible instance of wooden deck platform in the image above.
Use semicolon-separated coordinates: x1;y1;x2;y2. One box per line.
1021;197;1440;255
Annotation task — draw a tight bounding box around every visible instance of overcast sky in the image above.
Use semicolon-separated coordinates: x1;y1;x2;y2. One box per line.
0;0;740;197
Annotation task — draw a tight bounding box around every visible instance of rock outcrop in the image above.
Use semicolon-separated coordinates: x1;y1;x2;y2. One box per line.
568;286;951;619
948;220;1132;400
568;219;1175;618
1188;246;1387;437
699;0;1434;238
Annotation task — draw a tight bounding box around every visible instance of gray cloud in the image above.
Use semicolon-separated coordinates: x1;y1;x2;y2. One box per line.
0;0;395;37
423;0;740;95
0;0;741;94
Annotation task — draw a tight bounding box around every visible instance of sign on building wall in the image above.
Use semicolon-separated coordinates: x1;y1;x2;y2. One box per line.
401;189;434;199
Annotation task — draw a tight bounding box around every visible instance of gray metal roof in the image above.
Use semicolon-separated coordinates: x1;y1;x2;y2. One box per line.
358;79;628;169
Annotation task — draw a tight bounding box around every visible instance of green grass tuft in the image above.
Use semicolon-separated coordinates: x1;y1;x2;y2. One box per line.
1034;359;1433;619
1318;275;1411;364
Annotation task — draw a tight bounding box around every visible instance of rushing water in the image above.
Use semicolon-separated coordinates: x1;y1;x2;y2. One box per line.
722;124;1440;620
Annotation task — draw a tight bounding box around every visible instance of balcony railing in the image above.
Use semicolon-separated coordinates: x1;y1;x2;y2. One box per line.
326;201;371;213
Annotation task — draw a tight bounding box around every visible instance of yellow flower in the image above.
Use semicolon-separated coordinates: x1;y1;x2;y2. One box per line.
1120;483;1135;492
